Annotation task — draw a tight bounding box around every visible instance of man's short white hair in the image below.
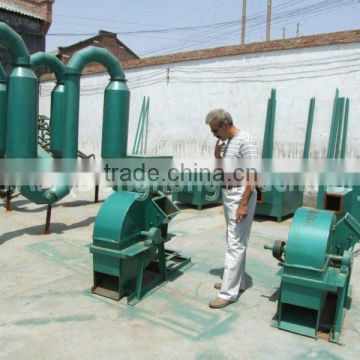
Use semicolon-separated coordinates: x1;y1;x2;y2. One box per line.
205;109;233;126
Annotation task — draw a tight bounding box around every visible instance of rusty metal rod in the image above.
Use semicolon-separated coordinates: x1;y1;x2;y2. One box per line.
44;204;52;234
6;188;11;211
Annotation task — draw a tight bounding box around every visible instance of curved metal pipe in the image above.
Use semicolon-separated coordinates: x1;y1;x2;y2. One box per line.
66;46;126;81
30;52;65;84
63;46;129;158
23;54;70;203
0;22;30;65
30;52;66;156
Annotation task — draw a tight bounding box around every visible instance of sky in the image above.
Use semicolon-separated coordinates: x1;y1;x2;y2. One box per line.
46;0;360;57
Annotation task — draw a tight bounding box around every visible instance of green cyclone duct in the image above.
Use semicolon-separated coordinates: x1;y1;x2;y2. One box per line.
0;23;68;205
0;22;37;158
23;53;70;205
0;63;6;157
23;52;70;205
31;52;66;158
63;46;129;158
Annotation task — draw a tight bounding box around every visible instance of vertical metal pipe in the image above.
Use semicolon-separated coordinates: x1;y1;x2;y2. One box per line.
334;97;345;159
101;80;130;158
132;97;146;155
318;90;339;209
268;89;276;159
303;97;315;159
262;98;271;158
327;89;339;159
31;50;67;158
144;97;150;154
140;97;150;154
49;83;65;157
340;98;350;159
63;73;80;158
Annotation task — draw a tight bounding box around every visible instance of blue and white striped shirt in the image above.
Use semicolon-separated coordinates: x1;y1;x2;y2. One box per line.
222;131;258;159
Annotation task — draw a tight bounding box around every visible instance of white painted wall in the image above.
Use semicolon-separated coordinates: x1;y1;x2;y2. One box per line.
39;42;360;160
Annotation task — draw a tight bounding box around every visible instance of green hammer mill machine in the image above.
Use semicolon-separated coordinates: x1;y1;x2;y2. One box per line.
264;207;360;343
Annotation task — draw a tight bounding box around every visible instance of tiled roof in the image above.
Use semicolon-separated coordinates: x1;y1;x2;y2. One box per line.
121;29;360;70
0;0;52;22
56;30;139;60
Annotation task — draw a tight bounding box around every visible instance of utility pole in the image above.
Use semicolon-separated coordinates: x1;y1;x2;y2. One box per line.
282;27;286;40
296;22;300;37
266;0;272;41
241;0;247;45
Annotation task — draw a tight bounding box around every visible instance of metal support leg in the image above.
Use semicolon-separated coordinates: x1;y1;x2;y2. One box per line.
45;204;52;234
158;244;167;281
135;254;145;300
94;185;99;203
6;188;11;211
331;285;348;343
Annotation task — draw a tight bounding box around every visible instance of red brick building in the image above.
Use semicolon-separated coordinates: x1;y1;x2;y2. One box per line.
0;0;54;72
55;30;139;65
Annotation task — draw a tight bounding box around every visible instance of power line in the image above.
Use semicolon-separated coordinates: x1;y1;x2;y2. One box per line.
47;0;308;37
139;0;356;56
46;0;358;57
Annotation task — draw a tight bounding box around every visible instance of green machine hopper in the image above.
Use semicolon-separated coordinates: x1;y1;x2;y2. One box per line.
90;191;191;304
265;207;360;342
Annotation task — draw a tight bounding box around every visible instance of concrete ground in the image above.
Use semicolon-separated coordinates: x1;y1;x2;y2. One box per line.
0;188;359;360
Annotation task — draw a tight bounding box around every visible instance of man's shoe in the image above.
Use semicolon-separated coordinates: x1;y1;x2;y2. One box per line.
209;297;232;309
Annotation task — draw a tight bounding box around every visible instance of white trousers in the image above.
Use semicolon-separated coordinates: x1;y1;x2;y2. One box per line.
219;188;257;301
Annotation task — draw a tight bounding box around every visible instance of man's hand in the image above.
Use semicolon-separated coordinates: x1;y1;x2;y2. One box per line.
235;204;248;223
214;139;226;158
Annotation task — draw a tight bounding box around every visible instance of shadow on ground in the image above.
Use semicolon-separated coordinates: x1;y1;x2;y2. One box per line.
5;199;102;213
0;217;96;245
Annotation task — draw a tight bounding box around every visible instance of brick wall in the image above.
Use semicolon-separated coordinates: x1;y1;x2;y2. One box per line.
0;10;45;73
58;32;138;68
1;0;53;23
40;29;360;81
0;0;53;73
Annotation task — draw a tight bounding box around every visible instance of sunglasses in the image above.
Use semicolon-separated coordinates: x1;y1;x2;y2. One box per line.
210;124;223;135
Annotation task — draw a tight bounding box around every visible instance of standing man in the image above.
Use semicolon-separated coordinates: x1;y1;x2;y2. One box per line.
205;109;258;309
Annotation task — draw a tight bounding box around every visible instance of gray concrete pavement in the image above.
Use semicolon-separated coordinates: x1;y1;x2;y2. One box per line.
0;189;359;359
